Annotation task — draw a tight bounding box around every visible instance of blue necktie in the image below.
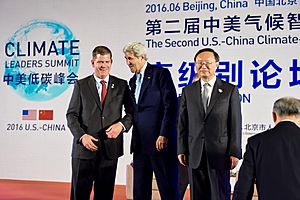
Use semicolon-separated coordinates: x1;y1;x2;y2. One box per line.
135;73;142;103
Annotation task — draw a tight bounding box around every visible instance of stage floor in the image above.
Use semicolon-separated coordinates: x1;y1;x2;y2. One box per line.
0;179;125;200
0;179;190;200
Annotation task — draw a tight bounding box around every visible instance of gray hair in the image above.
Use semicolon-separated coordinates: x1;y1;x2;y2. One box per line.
273;97;300;117
123;42;148;60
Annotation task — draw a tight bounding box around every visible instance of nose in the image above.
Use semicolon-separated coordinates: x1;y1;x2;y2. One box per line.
200;64;209;69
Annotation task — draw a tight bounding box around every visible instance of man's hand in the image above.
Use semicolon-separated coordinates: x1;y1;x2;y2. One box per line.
81;134;98;152
230;156;239;170
178;154;187;166
106;123;123;138
156;136;168;151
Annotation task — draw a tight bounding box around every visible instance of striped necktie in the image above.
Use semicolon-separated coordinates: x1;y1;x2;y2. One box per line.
202;83;210;113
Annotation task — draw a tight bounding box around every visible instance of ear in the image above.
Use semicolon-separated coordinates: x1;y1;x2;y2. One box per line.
272;112;278;124
139;54;146;61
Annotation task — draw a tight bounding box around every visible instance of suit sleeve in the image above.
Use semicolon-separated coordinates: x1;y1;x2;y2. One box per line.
159;68;177;137
233;140;255;200
119;82;133;132
66;81;85;142
177;88;188;155
229;86;242;159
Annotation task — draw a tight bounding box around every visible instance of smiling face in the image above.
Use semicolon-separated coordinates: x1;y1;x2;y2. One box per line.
195;51;219;82
124;51;146;73
91;53;112;79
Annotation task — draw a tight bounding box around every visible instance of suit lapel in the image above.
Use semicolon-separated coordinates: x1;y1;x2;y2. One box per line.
129;75;137;104
138;63;152;102
205;78;223;117
104;75;116;106
195;81;206;119
88;76;102;110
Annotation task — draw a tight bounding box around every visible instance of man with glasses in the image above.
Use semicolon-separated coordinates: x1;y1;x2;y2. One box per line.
177;48;242;200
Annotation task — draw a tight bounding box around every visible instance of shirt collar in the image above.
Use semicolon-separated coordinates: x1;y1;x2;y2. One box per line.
137;62;147;76
94;74;109;85
201;75;216;88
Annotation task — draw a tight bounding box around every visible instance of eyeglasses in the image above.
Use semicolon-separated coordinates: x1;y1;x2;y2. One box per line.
195;61;216;67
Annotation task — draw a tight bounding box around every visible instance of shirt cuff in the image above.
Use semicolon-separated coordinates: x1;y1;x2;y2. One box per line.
119;122;126;132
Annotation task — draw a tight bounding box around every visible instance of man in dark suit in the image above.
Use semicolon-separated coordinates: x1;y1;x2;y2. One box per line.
233;97;300;200
123;42;179;200
66;46;133;200
177;48;242;200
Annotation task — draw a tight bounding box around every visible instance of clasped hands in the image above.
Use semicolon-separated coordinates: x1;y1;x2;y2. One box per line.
81;134;98;152
82;123;123;151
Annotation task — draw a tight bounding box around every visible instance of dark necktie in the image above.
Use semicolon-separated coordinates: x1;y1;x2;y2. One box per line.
202;83;210;113
100;80;107;106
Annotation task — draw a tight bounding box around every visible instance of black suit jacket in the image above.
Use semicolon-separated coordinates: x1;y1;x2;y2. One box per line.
129;63;177;154
233;121;300;200
66;75;133;160
177;78;242;169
